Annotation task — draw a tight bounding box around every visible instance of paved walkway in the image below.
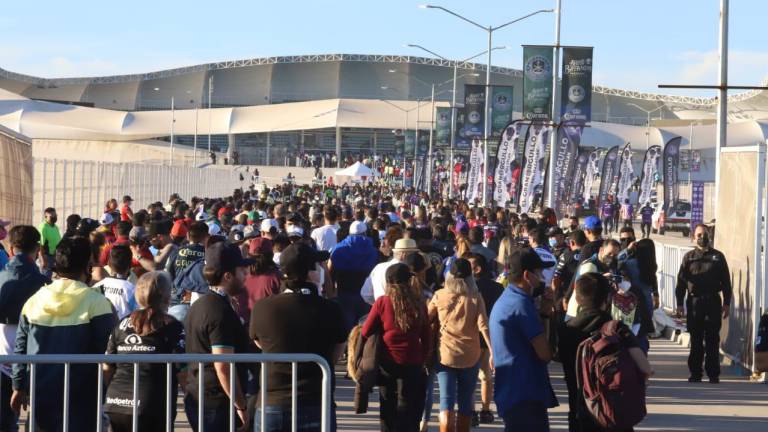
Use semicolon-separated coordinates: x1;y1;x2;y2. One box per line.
335;338;768;431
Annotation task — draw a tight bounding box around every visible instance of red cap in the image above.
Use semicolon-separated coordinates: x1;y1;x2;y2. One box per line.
248;236;273;256
171;220;188;238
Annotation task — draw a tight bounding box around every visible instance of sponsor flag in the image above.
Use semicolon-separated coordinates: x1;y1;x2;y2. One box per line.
451;161;463;199
691;150;701;172
417;130;429;157
518;123;551;213
690;181;705;234
638;145;662;206
493;120;526;206
561;47;593;122
662;137;682;212
523;45;554;121
404;130;416;157
569;146;593;208
582;148;602;207
464;85;486;138
491;86;514;138
549;121;584;217
466;140;484;202
598;146;620;207
454;108;470;150
435;107;452;148
616;143;635;204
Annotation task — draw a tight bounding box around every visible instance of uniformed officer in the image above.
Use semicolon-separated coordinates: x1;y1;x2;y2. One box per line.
675;223;732;383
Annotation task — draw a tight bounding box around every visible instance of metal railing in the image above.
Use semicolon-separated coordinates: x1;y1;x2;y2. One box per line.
1;353;332;432
656;242;694;311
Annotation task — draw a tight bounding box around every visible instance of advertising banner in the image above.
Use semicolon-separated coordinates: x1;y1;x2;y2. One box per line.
451;161;463;199
466;140;484;202
569;146;593;209
464;84;486;138
680;149;690;171
692;150;701;172
522;45;554;121
690;181;705;234
518;123;551;213
404;130;416;157
662;137;682;211
393;131;405;158
454;108;470;150
435;107;452;148
493;120;526;206
582;148;602;207
491;86;514;138
560;47;593;122
616;143;635;204
550;121;584;217
417;130;429;157
638;145;662;206
598;146;620;207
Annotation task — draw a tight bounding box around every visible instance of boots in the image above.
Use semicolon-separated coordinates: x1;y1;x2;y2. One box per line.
456;413;472;432
439;410;455;432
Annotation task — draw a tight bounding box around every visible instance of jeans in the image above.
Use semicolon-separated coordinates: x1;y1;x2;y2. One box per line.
168;303;190;323
253;404;332;432
436;362;479;415
184;393;241;432
640;222;652;238
0;374;18;432
378;362;426;431
602;217;614;234
421;369;437;423
335;291;371;332
501;401;549;432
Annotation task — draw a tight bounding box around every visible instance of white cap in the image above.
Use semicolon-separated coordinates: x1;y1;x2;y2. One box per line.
260;218;279;233
286;224;304;237
350;220;367;235
195;212;209;222
208;222;221;236
99;212;114;226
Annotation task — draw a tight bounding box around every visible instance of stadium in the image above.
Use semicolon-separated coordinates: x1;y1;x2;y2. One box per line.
0;53;767;176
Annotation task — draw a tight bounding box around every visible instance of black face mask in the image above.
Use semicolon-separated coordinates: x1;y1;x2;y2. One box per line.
697;234;710;248
620;238;634;249
532;281;546;298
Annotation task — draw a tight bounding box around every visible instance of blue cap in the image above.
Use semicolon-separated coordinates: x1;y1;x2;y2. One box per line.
584;215;602;230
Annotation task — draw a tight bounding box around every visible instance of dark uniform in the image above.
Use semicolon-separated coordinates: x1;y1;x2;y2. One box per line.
675;247;732;380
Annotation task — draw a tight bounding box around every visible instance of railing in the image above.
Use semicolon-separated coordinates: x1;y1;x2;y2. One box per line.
656;242;694;311
1;353;332;432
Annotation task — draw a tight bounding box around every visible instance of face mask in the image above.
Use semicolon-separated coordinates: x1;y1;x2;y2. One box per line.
548;238;559;248
620;238;634;249
617;280;632;294
697;234;710;248
532;281;546;298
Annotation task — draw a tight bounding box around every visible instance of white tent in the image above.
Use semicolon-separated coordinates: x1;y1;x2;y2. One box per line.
334;161;378;182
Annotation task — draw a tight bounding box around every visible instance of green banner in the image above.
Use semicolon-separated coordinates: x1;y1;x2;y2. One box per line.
522;45;554;121
404;130;416;157
561;46;593;122
491;86;514;138
435;107;452;148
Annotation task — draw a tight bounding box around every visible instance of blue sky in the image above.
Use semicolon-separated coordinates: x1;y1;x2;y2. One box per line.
2;0;766;96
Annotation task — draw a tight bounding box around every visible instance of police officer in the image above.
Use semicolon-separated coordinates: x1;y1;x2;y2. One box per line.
675;223;731;383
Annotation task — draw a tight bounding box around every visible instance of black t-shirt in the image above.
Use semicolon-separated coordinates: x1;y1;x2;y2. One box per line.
105;316;185;416
185;292;255;407
249;284;347;407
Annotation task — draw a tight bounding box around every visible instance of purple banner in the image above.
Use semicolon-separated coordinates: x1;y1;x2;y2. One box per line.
690;181;705;234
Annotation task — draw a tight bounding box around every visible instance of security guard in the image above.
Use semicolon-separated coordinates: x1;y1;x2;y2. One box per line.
675;223;732;383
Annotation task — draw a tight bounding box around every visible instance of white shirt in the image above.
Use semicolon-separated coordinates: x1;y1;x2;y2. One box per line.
533;247;558;287
311;224;339;252
93;277;137;319
0;324;17;376
360;259;401;305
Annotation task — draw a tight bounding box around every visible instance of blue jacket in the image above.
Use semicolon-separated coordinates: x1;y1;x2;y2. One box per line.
0;254;50;324
330;234;378;296
172;258;210;304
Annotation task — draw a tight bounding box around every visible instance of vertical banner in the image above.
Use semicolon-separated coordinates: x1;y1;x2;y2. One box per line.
463;85;486;138
393;131;405;158
417;131;429;157
662;137;682;211
518;123;551;213
690;181;705;234
560;47;593;122
582;148;602;207
491;86;515;138
680;149;691;171
404;130;416;157
638;145;662;205
522;45;554;121
691;150;701;172
493;120;526;206
466;140;484;202
435;107;452;148
550;121;584;217
569;146;593;209
616;143;635;204
451;160;463;199
454;108;470;150
598;146;620;207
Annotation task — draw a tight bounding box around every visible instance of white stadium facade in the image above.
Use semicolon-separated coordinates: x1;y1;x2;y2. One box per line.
1;53;767;182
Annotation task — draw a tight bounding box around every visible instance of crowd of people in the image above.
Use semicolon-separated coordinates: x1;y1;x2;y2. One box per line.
0;179;738;432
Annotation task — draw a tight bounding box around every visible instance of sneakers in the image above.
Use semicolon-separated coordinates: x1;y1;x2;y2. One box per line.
479;410;495;424
688;375;702;383
709;376;720;384
471;411;480;427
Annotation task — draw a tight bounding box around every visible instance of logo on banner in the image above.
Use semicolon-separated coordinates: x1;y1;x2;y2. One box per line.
568;85;586;104
494;94;511;111
525;55;552;81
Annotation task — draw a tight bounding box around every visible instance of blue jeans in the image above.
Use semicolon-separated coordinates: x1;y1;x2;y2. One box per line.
502;401;550;432
422;368;437;422
184;393;241;432
253;404;333;432
168;303;190;323
335;291;371;332
436;362;479;415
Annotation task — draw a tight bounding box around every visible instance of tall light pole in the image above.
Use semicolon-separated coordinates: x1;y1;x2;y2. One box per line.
715;0;728;208
406;44;507;198
546;0;562;208
154;87;175;166
208;75;213;156
627;103;664;150
420;5;553;206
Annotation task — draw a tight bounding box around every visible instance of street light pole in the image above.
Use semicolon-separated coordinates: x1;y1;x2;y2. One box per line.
627;103;664;150
428;84;435;198
170;96;175;166
208;76;213;155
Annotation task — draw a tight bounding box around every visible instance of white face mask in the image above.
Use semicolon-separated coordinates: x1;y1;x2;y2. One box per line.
617;280;632;294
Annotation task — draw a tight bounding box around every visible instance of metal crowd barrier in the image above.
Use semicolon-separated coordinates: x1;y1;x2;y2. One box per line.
0;353;331;432
655;242;694;311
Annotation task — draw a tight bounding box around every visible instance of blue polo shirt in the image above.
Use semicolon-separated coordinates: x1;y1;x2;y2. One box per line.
489;284;558;413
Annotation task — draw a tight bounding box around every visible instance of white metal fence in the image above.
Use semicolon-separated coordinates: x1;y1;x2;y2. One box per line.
1;353;332;432
33;159;248;223
656;242;694;311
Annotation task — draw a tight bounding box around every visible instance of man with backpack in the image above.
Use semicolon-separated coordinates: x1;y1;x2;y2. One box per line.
558;273;653;431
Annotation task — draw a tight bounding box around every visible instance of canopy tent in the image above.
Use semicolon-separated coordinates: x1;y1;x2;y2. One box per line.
334;161;378;178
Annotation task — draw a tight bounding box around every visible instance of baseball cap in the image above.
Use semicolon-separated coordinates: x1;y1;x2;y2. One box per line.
129;226;147;242
171;220;188;238
99;213;114;226
249;237;273;256
260;218;279;233
195;212;209;222
584;215;602;230
279;243;330;278
243;225;258;239
546;226;564;237
508;247;555;280
208;223;222;236
449;258;472;279
286;225;304;238
349;220;367;235
122;195;133;203
204;242;255;274
228;229;245;244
